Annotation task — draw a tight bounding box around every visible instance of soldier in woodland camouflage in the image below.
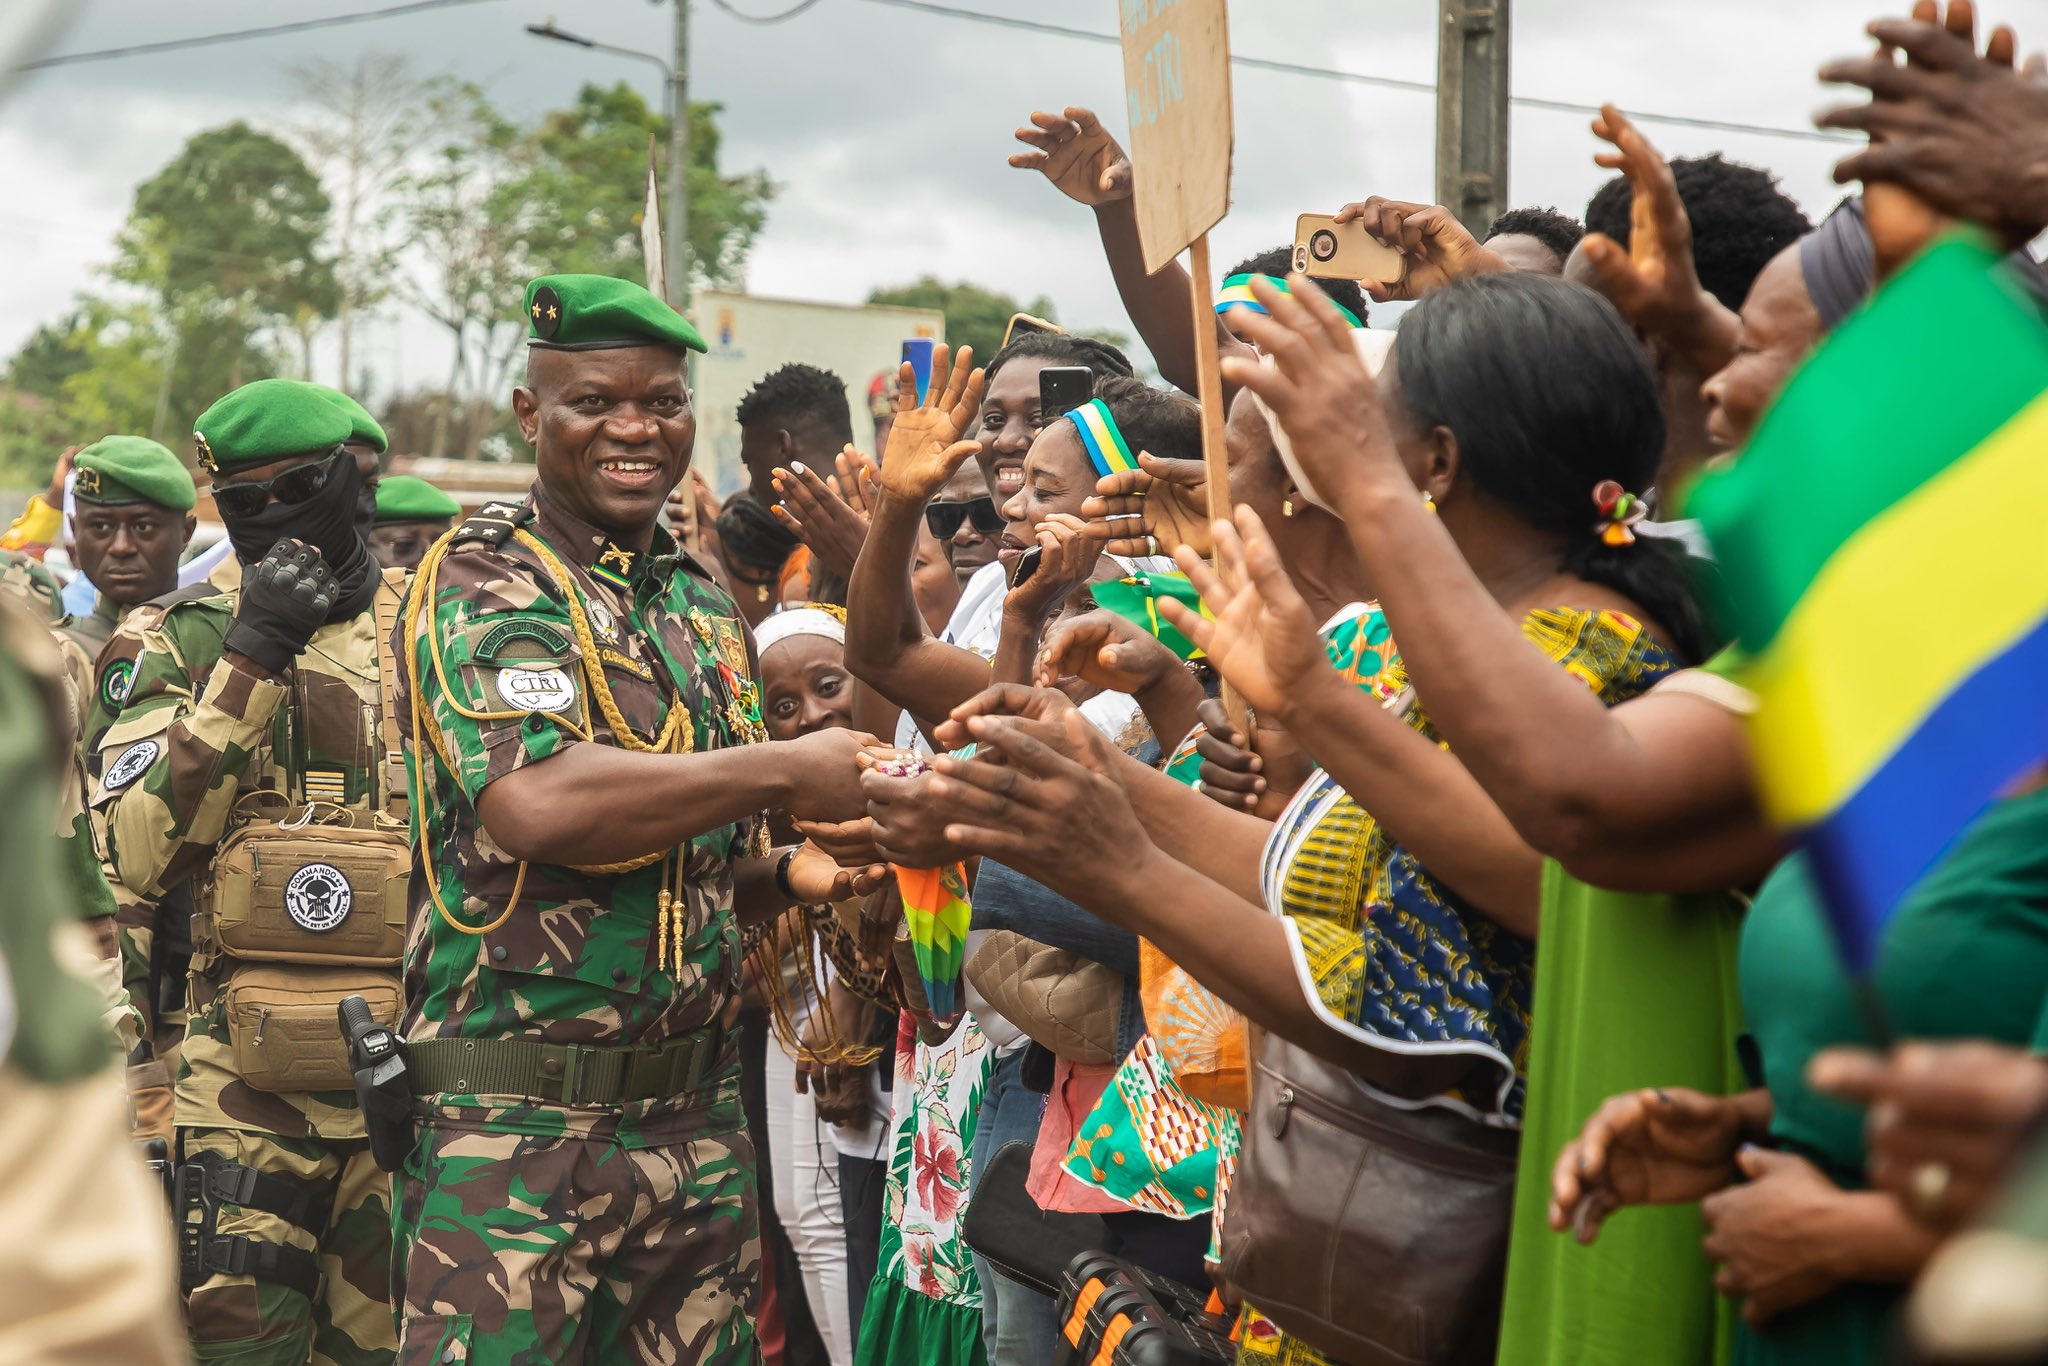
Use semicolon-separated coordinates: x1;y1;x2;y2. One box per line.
391;273;878;1366
94;380;405;1366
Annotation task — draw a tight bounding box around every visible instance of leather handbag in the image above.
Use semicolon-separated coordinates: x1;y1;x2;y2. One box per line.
964;929;1122;1065
961;1140;1111;1298
1218;1032;1520;1365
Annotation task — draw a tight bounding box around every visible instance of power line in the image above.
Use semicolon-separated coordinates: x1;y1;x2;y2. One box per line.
850;0;1859;146
707;0;829;24
21;0;508;70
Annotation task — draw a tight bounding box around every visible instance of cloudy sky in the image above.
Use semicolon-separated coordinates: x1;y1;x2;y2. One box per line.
0;0;1929;401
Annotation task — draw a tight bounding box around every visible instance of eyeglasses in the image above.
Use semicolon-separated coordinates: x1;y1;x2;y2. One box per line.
924;497;1003;540
210;447;348;519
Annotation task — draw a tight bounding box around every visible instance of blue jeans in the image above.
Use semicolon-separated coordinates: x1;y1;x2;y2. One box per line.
968;1049;1060;1366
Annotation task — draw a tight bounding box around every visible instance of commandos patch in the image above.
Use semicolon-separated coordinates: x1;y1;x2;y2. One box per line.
103;738;158;791
285;863;353;932
496;664;577;714
100;657;136;711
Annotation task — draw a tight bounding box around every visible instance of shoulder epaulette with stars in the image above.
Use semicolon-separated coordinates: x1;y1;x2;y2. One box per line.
449;499;534;550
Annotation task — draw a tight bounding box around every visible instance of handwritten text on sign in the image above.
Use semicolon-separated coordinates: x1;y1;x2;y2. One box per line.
1117;0;1232;273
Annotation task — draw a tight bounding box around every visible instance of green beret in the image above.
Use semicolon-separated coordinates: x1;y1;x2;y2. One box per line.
313;385;388;455
192;379;354;473
374;475;460;525
524;274;706;354
72;435;197;512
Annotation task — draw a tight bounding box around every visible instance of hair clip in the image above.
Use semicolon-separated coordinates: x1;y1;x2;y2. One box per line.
1592;480;1649;547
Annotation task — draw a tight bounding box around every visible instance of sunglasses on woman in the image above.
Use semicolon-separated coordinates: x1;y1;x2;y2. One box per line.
924;497;1003;540
211;446;349;520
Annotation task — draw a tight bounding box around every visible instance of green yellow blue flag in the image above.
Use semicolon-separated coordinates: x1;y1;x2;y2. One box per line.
1686;234;2048;969
1090;570;1210;660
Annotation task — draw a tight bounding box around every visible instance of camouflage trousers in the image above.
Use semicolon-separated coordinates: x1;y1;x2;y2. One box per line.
390;1115;761;1366
181;1126;397;1366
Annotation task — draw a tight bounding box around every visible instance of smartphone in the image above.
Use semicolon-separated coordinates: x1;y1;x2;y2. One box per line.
901;337;936;403
1039;366;1093;422
1292;213;1404;282
1002;312;1064;349
1009;545;1043;588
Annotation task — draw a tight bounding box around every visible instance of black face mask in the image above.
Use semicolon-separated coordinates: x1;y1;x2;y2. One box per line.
218;450;379;623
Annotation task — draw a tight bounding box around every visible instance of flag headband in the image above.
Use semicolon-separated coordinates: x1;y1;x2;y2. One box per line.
1064;397;1139;479
1215;273;1365;329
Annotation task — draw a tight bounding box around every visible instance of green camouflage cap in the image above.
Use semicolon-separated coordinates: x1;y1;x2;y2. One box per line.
192;378;354;473
313;385;388;454
72;435;197;511
523;273;706;354
373;474;460;525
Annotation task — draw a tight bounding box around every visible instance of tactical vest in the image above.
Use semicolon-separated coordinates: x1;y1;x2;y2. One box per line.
203;570;409;1094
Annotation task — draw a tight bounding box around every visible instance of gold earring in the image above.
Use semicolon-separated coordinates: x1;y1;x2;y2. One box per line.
1281;498;1295;518
1422;491;1438;515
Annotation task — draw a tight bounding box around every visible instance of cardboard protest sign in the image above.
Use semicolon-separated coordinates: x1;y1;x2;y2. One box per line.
1118;0;1234;274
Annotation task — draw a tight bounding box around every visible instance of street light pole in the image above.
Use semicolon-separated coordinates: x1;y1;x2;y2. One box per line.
667;0;690;321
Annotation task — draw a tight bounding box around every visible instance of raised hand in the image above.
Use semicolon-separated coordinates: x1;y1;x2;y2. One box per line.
1218;275;1408;512
876;343;986;504
1578;105;1738;372
224;538;339;674
773;455;871;581
1159;507;1330;723
1334;197;1510;301
1009;106;1134;208
1081;453;1212;559
1819;1;2047;243
1187;696;1311;821
1549;1086;1750;1244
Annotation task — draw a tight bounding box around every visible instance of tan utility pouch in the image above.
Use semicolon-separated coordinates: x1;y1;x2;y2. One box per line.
225;965;400;1093
211;816;409;966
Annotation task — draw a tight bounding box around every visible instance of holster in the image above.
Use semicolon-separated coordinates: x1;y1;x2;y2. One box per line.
174;1151;329;1300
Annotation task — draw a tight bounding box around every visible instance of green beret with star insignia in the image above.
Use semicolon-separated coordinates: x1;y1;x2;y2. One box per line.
72;435;197;511
374;475;461;525
313;385;388;455
523;273;706;354
192;379;355;473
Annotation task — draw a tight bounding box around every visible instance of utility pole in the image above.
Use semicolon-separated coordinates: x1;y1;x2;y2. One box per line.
667;0;691;323
1434;0;1510;237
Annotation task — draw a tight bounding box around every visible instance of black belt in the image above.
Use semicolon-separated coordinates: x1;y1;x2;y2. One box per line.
408;1027;728;1107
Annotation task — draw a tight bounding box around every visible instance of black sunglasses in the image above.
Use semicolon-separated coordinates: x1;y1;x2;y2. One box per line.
211;446;349;520
924;497;1003;540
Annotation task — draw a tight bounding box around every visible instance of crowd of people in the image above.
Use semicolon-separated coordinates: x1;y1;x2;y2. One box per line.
3;2;2048;1364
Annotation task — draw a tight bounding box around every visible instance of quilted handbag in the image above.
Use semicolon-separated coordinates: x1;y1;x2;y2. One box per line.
964;930;1122;1065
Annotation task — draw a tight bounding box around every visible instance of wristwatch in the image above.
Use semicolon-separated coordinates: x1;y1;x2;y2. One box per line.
774;845;801;902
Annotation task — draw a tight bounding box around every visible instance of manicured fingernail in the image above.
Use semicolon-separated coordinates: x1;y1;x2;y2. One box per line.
792;461;808;474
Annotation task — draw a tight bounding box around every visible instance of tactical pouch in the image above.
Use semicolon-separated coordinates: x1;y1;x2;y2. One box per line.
225;965;400;1093
211;818;409;966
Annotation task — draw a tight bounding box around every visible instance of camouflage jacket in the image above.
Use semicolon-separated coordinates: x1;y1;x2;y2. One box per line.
93;572;404;1139
397;486;765;1142
0;548;63;625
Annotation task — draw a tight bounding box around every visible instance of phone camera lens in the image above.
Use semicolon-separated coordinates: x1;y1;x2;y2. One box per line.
1310;230;1338;263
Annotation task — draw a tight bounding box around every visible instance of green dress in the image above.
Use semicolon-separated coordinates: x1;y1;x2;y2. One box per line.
1495;863;1745;1366
1734;786;2048;1364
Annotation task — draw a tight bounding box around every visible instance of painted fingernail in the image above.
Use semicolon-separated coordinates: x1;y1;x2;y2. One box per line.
792;461;808;474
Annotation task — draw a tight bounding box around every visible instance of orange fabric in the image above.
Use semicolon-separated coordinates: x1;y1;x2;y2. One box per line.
1137;936;1249;1110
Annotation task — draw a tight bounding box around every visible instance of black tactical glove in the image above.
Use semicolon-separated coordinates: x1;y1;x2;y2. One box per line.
223;539;338;673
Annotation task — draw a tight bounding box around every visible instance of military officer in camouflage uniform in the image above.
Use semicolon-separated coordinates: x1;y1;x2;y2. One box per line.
59;435;199;694
367;475;460;572
95;378;405;1365
392;273;874;1366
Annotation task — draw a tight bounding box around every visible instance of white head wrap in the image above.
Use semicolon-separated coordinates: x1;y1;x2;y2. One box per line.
1247;327;1396;514
754;605;846;658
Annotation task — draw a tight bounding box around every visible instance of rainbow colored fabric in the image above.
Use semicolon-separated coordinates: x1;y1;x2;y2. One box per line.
893;861;973;1024
1687;234;2048;969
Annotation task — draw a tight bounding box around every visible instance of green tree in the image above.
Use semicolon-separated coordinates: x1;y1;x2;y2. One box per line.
865;278;1060;364
113;122;338;393
508;81;775;291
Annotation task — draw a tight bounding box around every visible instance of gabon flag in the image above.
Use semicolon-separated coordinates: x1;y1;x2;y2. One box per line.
1687;233;2048;969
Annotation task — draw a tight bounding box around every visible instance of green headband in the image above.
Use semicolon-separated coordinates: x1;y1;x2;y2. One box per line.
1214;273;1365;329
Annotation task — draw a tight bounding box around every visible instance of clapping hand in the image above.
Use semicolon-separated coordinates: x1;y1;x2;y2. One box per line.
1081;453;1212;559
1035;608;1181;699
1009;106;1134;207
773;447;877;581
876;343;986;504
1159;508;1332;724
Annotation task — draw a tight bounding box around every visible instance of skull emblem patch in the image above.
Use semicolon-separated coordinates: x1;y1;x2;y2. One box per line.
285;863;353;933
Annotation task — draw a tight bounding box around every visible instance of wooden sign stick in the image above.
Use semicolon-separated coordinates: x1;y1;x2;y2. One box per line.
1184;230;1251;735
